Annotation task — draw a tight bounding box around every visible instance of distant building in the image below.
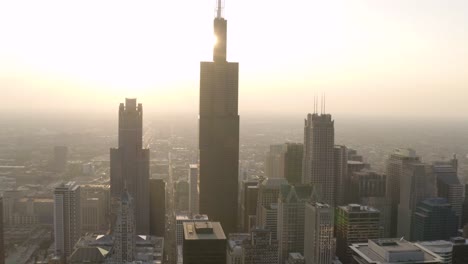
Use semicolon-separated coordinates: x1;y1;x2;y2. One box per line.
385;148;420;237
397;163;436;240
256;178;287;239
283;143;304;185
350;238;442;264
54;181;81;259
188;165;199;214
258;203;278;240
80;185;110;233
285;253;305;264
53;146;68;172
361;196;392;238
302;113;335;206
182;222;226;264
350;170;386;202
277;184;312;262
256;178;288;220
240;180;259;232
335;204;380;264
304;202;336;264
265;144;286;179
110;98;150;235
149;178;166;237
175;180;189;212
334;145;348;206
433;161;463;227
412;198;458;241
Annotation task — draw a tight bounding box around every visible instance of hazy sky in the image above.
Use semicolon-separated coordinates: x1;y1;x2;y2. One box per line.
1;0;467;118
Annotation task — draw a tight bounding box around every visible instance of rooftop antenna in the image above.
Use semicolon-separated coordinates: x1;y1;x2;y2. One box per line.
216;0;224;18
313;94;316;114
324;93;326;114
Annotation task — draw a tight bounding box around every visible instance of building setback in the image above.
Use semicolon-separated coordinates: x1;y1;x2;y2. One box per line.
110;98;150;234
198;0;239;235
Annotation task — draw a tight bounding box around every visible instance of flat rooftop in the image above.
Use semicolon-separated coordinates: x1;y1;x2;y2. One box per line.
183;221;226;241
350;239;442;264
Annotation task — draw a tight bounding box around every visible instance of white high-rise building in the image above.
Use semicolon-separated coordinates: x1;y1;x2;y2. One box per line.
188;164;199;214
54;181;81;259
304;202;336;264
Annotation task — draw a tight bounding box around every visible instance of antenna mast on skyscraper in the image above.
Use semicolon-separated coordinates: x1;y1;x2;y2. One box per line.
216;0;224;18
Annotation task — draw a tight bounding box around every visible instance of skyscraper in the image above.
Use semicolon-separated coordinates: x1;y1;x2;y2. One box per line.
241;229;279;264
334;145;348;206
199;0;239;235
397;163;436;240
265;144;286;179
80;184;110;233
54;181;81;259
110;98;150;234
53;146;68;172
265;143;303;183
412;198;458;241
149;178;166;237
240;180;259;232
433;162;463;227
0;197;4;264
283;143;304;185
302;113;335;206
277;184;312;262
188;164;199;214
304;202;336;264
386;148;420;237
335;204;380;264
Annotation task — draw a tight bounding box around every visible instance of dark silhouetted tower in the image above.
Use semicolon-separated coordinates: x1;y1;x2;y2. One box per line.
302;113;335;206
149;179;166;237
110;98;150;234
199;0;239;235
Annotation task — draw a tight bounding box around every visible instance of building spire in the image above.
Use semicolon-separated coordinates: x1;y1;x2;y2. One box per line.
216;0;223;18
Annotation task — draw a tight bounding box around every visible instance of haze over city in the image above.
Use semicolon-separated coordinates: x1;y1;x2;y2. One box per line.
1;1;468;264
1;0;467;117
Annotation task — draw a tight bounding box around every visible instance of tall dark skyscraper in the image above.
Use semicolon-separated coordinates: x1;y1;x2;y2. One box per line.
302;113;335;206
149;179;166;237
199;0;239;235
110;98;150;234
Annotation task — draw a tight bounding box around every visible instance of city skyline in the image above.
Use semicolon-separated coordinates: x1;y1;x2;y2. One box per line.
1;0;468;118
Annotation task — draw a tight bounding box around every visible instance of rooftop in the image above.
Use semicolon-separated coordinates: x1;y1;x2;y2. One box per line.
350;239;442;264
183;221;226;241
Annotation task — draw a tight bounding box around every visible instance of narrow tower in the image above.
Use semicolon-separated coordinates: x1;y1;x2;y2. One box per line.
199;0;239;235
110;98;150;234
